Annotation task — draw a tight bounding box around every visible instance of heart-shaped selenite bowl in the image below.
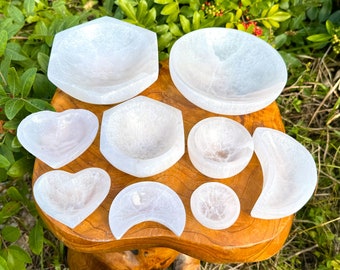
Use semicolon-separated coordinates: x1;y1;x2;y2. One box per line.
169;28;287;115
109;181;186;239
47;16;158;104
190;182;240;230
100;96;185;177
17;109;98;169
251;127;317;219
188;117;254;179
33;168;111;228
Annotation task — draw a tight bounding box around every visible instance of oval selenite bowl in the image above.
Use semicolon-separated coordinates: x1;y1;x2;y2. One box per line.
188;117;254;179
169;28;287;115
17;109;99;169
33;168;111;228
47;16;158;104
100;96;185;177
251;127;318;219
109;181;186;239
190;182;240;230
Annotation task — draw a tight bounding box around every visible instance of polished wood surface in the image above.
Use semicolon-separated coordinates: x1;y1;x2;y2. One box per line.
32;61;293;264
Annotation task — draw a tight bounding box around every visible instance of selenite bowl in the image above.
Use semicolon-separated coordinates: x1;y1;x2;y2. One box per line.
188;117;254;179
190;182;240;230
169;28;287;115
47;16;158;104
100;96;185;177
251;127;318;219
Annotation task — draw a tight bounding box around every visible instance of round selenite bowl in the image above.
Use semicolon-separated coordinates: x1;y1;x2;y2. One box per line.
190;182;240;230
169;28;287;115
188;117;254;179
48;16;158;104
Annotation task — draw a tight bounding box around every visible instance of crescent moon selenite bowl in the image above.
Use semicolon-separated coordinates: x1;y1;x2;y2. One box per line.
17;109;99;169
188;117;254;178
190;182;240;230
109;181;186;239
251;127;318;219
47;16;158;104
169;28;287;115
100;96;185;177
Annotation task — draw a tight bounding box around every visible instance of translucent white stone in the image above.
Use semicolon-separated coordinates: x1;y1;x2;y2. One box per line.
17;109;98;169
190;182;240;230
251;127;317;219
169;28;287;115
33;168;111;228
100;96;185;177
47;16;158;104
109;181;186;239
188;117;254;178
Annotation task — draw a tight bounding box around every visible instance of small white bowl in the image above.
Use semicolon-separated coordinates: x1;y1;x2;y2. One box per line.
190;182;240;230
48;16;158;104
188;117;254;179
251;127;318;219
169;28;287;115
100;96;185;177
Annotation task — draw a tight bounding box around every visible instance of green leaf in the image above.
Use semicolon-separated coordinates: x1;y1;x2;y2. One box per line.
274;33;288;49
192;11;200;30
7;157;34;178
33;73;56;98
0;256;9;270
0;154;11;169
7;5;25;24
2;226;21;243
179;15;191;33
37;52;49;73
136;0;148;22
307;33;331;43
7;67;20;96
6;187;24;202
143;7;156;27
20;68;37;98
0;30;8;57
25;98;54;113
3;119;20;130
161;2;178;16
29;222;44;255
154;0;173;4
5;43;27;61
24;0;35;16
0;202;21;219
118;0;137;21
268;11;291;22
6;245;31;270
169;22;183;37
325;20;334;35
4;98;25;120
158;32;173;50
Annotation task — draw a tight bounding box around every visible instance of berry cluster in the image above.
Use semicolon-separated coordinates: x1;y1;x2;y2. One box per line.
242;21;263;37
332;34;340;54
201;1;224;17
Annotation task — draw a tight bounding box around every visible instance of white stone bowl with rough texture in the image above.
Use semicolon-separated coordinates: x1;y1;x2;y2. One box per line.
48;16;158;104
169;28;287;115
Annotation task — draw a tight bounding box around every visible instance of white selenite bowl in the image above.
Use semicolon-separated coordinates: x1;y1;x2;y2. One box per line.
251;127;318;219
188;117;254;179
169;28;287;115
47;16;158;104
100;96;185;177
190;182;240;230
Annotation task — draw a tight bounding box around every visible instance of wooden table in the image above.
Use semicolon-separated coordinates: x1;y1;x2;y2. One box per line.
32;61;293;269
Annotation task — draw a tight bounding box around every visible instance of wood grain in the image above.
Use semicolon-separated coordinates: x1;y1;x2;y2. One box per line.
32;60;293;263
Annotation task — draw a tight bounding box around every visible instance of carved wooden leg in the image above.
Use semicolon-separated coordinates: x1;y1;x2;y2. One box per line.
173;254;201;270
67;247;181;270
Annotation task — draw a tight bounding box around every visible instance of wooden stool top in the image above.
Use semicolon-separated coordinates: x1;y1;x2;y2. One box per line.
32;61;293;263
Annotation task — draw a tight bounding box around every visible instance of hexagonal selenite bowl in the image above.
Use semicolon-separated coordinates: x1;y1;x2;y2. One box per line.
47;16;158;104
188;117;254;179
190;182;240;230
100;96;185;177
251;127;318;219
169;28;287;115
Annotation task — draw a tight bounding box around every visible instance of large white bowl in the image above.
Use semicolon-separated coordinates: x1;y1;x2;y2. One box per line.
169;28;287;115
48;16;158;104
